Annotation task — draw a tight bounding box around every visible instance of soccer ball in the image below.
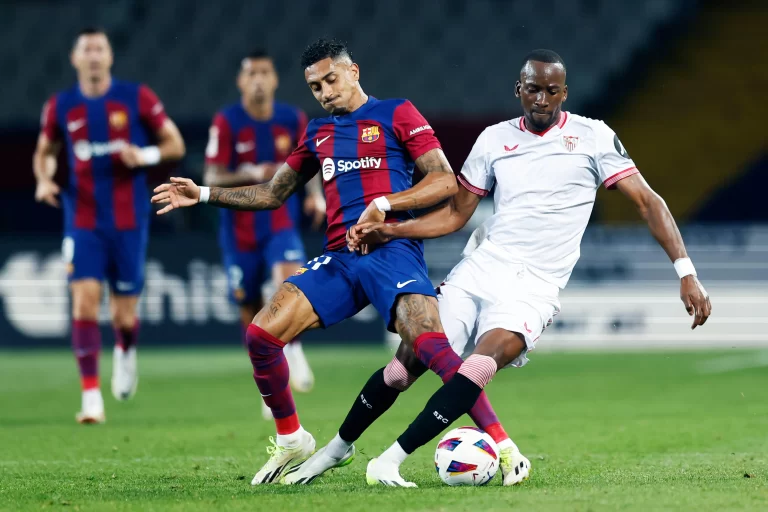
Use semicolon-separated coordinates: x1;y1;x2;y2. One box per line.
434;426;499;486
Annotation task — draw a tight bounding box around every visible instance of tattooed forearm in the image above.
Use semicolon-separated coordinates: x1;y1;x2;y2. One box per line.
414;148;453;175
394;294;444;344
208;164;302;211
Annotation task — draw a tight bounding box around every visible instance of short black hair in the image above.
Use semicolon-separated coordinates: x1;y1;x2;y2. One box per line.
75;27;108;42
521;49;566;74
300;38;352;69
244;49;271;61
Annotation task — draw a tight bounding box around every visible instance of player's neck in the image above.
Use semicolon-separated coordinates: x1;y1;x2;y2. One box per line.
242;98;274;121
78;75;112;98
345;88;369;113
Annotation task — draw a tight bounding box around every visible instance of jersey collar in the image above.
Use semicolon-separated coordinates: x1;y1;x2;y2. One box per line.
518;111;568;137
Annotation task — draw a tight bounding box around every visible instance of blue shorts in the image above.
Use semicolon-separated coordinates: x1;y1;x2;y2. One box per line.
222;230;306;305
63;228;148;295
286;239;435;332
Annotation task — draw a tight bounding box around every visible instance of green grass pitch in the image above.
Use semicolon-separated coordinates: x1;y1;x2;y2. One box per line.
1;346;767;511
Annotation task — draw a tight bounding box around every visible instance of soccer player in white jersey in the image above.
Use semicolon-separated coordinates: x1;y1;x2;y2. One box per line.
343;49;712;487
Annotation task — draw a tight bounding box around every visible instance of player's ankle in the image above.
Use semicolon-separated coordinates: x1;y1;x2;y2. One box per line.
81;376;100;391
379;442;408;466
276;425;306;447
497;438;518;452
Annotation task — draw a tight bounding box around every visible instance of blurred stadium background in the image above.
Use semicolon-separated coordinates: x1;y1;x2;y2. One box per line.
1;0;765;350
2;1;768;510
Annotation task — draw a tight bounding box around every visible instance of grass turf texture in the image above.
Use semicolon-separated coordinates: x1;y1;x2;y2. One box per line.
1;347;766;511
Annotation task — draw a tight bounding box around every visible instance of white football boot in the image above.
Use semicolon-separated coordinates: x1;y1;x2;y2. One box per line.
111;345;138;401
281;443;355;485
366;458;417;488
251;430;316;485
499;446;531;486
75;389;106;424
284;342;314;393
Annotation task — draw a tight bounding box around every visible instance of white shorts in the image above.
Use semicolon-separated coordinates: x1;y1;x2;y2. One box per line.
438;240;561;368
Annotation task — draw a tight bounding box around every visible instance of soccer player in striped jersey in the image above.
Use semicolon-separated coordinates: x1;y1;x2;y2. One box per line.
204;50;326;419
34;28;185;423
152;38;517;485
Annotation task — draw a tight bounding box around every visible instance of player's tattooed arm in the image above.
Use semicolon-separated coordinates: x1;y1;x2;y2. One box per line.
208;164;303;210
616;173;712;328
384;148;458;211
152;164;304;214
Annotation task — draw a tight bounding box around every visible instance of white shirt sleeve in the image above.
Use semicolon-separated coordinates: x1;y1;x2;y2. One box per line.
457;128;495;196
595;121;639;189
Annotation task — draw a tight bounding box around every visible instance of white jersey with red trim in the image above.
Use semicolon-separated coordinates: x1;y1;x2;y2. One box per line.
457;112;638;288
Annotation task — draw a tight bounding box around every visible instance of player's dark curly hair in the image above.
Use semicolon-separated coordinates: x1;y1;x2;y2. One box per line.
521;49;566;73
300;38;352;69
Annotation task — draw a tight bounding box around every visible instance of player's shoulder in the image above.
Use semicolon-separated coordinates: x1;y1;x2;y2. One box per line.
110;79;143;95
217;102;242;119
50;84;80;104
481;119;521;141
272;101;305;123
563;113;614;136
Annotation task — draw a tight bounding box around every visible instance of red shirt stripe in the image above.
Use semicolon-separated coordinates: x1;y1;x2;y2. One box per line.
67;105;96;230
106;101;136;230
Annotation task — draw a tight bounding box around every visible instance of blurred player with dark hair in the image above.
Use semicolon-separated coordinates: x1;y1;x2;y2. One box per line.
34;28;185;423
204;50;326;419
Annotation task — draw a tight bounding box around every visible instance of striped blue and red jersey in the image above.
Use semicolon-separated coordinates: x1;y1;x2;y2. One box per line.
205;102;307;252
286;97;441;251
41;80;168;231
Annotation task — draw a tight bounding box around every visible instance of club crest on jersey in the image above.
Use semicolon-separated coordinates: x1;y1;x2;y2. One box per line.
109;111;128;130
562;135;580;152
361;126;380;143
275;134;292;154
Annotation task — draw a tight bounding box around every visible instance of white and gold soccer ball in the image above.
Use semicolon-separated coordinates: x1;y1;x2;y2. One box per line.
434;426;499;486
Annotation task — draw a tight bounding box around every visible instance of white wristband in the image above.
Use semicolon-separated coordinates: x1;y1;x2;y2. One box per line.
373;196;391;212
198;186;210;204
139;146;161;166
674;257;696;279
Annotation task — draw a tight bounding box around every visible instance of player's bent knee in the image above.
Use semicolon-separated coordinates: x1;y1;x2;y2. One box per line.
245;324;285;366
475;328;527;369
395;341;428;377
70;280;102;320
384;355;421;391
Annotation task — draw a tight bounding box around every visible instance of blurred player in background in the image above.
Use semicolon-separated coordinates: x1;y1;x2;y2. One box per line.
33;28;185;424
204;50;326;419
346;49;712;486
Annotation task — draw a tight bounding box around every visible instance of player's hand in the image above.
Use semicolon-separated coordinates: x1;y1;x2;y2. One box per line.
34;179;60;208
680;275;711;329
119;144;145;168
352;202;387;255
151;177;201;215
347;222;394;252
303;194;326;231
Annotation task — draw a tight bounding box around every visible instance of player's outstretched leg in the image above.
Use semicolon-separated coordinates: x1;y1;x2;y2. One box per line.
110;294;140;401
71;280;105;424
282;346;426;484
246;282;321;485
368;328;526;487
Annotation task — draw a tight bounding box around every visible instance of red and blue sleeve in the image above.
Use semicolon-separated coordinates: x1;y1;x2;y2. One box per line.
285;122;320;179
392;100;442;161
204;113;233;167
138;85;169;133
40;95;60;141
